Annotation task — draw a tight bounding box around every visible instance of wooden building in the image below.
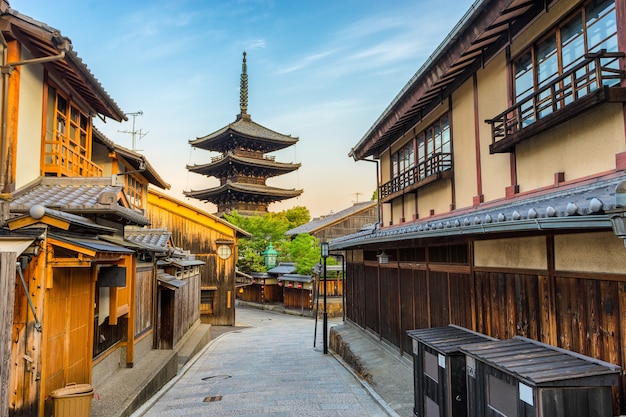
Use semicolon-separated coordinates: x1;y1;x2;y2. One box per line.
278;273;314;311
145;188;249;325
185;52;302;216
331;0;626;413
0;4;199;416
286;201;378;242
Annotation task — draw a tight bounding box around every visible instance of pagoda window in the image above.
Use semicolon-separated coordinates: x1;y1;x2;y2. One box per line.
43;85;103;177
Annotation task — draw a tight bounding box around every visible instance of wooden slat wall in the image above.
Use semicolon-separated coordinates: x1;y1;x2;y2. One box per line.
345;256;626;413
134;266;154;337
147;205;237;325
1;252;16;417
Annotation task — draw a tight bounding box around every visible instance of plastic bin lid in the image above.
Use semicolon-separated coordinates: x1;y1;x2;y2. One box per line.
51;383;94;397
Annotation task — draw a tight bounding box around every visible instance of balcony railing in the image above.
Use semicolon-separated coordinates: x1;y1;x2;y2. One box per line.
486;50;625;153
380;152;452;199
43;137;103;177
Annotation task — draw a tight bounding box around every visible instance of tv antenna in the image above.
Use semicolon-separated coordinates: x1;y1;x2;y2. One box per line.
352;192;363;203
119;111;148;151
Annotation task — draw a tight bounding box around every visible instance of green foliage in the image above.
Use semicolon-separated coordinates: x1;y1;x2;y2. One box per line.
282;233;320;274
224;207;319;274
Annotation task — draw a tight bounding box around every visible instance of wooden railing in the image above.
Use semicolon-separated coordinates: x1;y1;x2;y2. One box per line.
486;50;624;146
380;152;452;199
42;137;103;177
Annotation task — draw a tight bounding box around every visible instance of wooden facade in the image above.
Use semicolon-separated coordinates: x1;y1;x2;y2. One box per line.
146;188;248;325
336;0;626;414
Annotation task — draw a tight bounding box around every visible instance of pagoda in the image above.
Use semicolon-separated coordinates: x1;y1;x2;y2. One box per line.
185;52;302;216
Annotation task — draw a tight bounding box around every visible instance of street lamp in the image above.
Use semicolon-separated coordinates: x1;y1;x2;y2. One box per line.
320;241;329;354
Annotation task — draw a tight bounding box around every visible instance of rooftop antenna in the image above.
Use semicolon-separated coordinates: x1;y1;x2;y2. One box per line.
119;111;148;151
352;192;363;203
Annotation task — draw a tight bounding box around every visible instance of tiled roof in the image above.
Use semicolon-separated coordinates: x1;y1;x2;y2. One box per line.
187;152;301;176
184;182;302;201
268;262;297;274
125;227;171;249
286;201;377;235
278;274;313;283
6;6;126;121
331;174;625;249
8;206;117;234
10;177;150;226
190;114;298;152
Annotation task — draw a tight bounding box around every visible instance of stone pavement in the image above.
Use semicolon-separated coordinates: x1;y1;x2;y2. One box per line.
129;307;414;417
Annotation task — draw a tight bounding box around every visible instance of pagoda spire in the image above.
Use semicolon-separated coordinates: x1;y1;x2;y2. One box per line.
239;51;248;117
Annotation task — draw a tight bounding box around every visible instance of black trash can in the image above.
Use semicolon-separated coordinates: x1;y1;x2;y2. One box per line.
461;336;621;417
407;325;496;417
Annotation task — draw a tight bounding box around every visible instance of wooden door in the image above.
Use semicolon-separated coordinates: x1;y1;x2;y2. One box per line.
43;268;93;397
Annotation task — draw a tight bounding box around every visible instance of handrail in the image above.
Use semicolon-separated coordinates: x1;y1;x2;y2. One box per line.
486;50;625;145
42;137;103;177
380;152;452;199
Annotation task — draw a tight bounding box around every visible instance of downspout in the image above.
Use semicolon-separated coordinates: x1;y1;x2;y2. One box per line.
0;32;69;195
360;157;381;228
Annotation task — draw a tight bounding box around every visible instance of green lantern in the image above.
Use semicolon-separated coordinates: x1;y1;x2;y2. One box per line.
262;243;279;268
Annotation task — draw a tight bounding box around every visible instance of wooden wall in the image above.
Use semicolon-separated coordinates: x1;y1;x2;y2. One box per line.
344;238;626;413
282;288;313;310
147;199;237;325
1;252;17;417
134;265;154;338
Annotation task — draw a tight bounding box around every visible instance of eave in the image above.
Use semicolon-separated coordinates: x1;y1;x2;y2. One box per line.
350;0;551;160
187;152;301;177
1;8;126;122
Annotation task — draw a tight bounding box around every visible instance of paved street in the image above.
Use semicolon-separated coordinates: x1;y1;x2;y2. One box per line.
132;307;395;416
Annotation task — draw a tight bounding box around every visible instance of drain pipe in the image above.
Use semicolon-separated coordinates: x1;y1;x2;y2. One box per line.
360;157;381;228
0;32;70;195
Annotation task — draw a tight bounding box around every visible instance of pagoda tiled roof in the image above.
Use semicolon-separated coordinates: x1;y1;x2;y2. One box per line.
184;181;302;203
189;114;298;153
187;152;301;177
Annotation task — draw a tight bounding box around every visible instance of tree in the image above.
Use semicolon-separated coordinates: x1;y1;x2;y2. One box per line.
224;207;317;273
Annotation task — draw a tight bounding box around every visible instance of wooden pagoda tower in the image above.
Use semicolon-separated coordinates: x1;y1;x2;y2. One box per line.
185;52;302;216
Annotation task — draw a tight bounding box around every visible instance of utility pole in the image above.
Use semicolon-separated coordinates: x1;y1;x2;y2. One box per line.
119;111;147;151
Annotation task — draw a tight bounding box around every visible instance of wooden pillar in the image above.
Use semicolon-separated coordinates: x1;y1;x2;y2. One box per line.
1;252;17;417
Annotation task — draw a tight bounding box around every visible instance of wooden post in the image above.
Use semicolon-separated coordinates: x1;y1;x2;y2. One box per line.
1;252;17;417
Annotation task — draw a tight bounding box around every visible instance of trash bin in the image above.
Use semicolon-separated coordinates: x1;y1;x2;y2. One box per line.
50;383;94;417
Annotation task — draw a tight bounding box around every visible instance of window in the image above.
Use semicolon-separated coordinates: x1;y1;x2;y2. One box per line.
419;115;451;179
124;174;145;210
513;0;617;105
43;85;101;177
382;113;452;199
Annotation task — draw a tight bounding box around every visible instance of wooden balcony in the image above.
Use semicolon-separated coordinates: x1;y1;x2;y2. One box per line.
380;152;452;201
42;137;103;177
487;51;626;154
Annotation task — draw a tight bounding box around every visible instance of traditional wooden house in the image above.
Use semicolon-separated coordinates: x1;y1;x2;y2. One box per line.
0;4;183;416
286;201;378;242
145;188;249;325
184;52;302;216
238;262;294;304
278;273;314;312
332;0;626;413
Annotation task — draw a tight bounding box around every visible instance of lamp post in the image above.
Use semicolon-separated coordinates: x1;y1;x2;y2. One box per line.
320;241;329;354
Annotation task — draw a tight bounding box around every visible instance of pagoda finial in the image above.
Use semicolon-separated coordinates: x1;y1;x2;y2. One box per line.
240;51;248;116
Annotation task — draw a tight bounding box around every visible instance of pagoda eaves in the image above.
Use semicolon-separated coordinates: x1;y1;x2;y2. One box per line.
189;114;298;154
187;152;301;177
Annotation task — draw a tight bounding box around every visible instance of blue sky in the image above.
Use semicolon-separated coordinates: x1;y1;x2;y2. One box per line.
12;0;474;218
